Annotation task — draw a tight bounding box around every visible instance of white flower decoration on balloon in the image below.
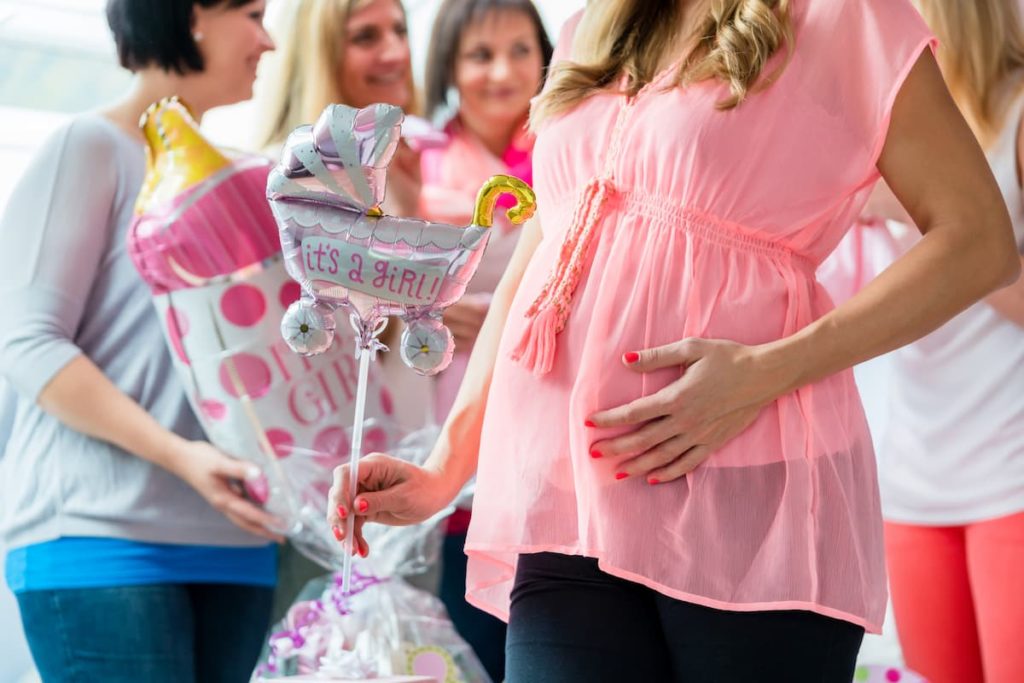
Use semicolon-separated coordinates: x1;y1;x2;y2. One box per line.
281;302;335;355
400;318;454;376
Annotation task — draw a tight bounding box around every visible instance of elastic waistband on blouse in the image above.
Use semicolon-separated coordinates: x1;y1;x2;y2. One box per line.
551;188;817;273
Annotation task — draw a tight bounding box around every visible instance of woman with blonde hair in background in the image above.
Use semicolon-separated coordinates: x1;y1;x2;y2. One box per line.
853;2;1024;681
253;0;434;617
254;0;421;217
325;0;1022;678
419;0;552;676
254;0;432;426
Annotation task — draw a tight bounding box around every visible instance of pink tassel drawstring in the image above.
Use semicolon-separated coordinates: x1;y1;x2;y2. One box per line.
511;66;676;375
511;176;614;375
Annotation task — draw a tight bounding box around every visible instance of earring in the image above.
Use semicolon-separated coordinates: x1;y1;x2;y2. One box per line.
193;31;204;42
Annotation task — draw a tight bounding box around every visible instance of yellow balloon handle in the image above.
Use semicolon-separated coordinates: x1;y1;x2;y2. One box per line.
135;96;232;215
471;175;537;228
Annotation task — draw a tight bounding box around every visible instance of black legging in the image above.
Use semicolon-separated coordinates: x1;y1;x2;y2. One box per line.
506;552;864;683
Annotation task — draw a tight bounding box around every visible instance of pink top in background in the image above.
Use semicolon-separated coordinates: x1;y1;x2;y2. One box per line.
420;118;535;422
466;0;936;633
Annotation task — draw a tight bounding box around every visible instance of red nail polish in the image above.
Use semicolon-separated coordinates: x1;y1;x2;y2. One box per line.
332;526;343;541
357;499;369;513
590;449;602;459
615;472;629;480
359;545;368;558
585;420;596;428
623;351;640;364
648;478;660;485
337;505;347;519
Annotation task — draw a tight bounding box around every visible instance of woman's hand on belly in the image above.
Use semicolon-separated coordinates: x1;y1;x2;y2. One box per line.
586;338;788;484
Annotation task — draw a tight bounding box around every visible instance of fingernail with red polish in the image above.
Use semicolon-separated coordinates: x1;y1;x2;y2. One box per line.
648;478;660;485
332;526;343;541
615;472;629;480
337;505;347;519
590;449;602;459
623;351;640;364
585;420;596;428
357;499;369;513
359;545;368;558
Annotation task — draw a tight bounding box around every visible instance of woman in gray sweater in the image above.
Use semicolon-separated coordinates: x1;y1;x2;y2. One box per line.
0;1;278;681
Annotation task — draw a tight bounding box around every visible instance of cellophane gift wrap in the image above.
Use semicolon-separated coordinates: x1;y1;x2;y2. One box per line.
127;97;396;560
253;567;489;683
253;428;488;683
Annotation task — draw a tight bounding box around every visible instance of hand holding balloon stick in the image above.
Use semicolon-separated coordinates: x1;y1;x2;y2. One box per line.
267;103;536;593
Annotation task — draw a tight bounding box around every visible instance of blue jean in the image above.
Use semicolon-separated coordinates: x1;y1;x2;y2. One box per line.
17;583;273;683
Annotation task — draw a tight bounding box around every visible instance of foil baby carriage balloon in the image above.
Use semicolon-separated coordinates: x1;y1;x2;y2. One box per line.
128;97;394;557
267;103;536;377
268;103;535;593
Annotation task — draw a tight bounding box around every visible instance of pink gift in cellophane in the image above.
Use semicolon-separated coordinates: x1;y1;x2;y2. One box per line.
127;97;395;559
253;566;490;683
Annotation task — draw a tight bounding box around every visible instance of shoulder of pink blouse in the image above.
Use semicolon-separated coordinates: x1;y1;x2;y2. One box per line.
553;10;584;64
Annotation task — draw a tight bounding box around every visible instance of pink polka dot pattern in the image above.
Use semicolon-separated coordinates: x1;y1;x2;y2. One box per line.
200;399;227;421
313;427;351;469
221;284;267;327
279;281;302;309
886;670;902;682
218;353;273;399
380;388;394;416
364;426;389;454
266;428;295;458
411;651;451;681
165;306;190;364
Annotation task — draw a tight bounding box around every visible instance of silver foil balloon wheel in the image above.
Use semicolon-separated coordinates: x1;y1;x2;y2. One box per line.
400;318;455;376
281;300;336;356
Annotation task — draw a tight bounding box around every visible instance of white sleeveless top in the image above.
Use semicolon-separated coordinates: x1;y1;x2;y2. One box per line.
881;92;1024;525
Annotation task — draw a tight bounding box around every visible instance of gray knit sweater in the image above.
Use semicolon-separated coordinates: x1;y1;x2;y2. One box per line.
0;114;264;550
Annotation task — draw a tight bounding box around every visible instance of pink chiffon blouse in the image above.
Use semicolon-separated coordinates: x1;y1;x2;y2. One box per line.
465;0;935;633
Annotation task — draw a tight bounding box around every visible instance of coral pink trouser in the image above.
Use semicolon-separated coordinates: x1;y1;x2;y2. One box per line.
885;511;1024;683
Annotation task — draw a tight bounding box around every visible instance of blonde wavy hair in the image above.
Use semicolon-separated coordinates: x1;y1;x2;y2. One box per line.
531;0;793;126
914;0;1024;148
253;0;417;150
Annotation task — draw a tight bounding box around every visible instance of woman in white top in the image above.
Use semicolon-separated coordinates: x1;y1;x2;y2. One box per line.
863;2;1024;682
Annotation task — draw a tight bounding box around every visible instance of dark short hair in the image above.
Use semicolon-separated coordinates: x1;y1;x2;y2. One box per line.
424;0;554;121
106;0;254;75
